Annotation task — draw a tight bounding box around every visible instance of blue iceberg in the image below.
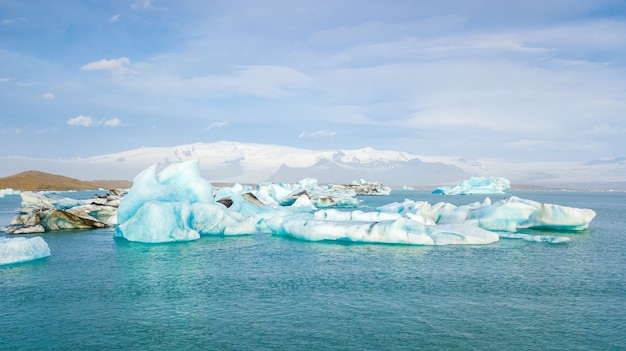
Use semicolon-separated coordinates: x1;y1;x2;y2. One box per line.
0;188;19;198
0;236;51;266
377;196;596;232
433;176;511;195
265;215;499;245
115;160;595;245
115;160;258;243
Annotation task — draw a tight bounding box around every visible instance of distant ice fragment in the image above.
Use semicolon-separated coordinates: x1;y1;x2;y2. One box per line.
0;236;51;265
433;176;510;195
0;188;19;198
331;179;392;195
499;233;571;244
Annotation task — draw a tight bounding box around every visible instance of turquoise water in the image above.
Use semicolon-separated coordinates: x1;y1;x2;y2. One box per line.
1;190;625;350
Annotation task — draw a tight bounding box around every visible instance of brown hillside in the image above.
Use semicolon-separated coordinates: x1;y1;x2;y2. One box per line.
0;170;131;191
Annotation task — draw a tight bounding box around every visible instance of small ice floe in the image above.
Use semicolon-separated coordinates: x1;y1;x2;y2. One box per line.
0;236;51;266
498;232;571;244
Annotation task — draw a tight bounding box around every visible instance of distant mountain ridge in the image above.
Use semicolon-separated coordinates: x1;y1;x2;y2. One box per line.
0;171;131;191
82;141;469;186
0;141;624;189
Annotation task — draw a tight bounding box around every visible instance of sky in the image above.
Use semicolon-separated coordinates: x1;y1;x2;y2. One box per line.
1;0;625;164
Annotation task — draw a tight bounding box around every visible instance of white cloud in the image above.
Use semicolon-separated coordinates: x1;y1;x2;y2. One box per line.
104;117;123;127
1;17;27;26
299;130;336;138
36;127;60;134
67;115;124;127
589;123;626;135
0;78;9;83
110;14;121;22
42;93;55;99
132;0;153;10
80;57;133;76
206;121;227;130
131;0;166;11
117;65;312;99
507;139;602;152
67;115;96;127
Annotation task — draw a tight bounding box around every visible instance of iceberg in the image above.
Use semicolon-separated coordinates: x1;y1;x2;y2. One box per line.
328;179;392;196
2;191;119;234
0;236;51;266
0;188;19;198
266;215;499;245
377;196;596;232
433;176;511;195
113;159;595;245
499;233;571;244
115;160;262;243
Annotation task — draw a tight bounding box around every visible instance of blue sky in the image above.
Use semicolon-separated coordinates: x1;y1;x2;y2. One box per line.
1;0;625;163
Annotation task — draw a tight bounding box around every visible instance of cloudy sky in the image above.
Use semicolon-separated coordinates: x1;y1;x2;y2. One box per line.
1;0;625;163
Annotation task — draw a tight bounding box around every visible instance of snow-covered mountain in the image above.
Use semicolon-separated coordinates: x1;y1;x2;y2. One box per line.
79;141;469;186
1;141;624;189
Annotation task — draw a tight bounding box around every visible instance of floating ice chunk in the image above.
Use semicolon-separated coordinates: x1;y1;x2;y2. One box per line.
499;233;571;243
268;215;499;245
290;195;317;211
19;191;86;211
214;183;254;202
0;188;19;198
117;201;200;243
330;179;392;196
432;202;470;224
115;164;176;225
428;224;500;245
253;182;293;206
465;196;539;232
116;160;258;243
518;203;596;231
0;236;51;265
376;196;595;232
157;159;214;204
115;162;211;243
189;202;259;235
433;177;510;195
377;199;428;215
314;209;401;222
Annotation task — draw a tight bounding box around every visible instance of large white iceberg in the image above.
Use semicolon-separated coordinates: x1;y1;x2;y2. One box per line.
0;236;51;266
114;160;594;245
433;176;511;195
115;160;258;243
378;196;596;232
265;215;499;245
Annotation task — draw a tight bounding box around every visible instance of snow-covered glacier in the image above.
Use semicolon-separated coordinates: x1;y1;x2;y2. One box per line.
114;160;595;245
433;176;511;195
0;236;51;266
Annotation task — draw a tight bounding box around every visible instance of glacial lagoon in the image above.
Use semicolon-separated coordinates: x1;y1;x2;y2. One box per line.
0;189;625;350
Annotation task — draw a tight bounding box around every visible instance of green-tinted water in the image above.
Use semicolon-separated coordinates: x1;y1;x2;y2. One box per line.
1;190;624;350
